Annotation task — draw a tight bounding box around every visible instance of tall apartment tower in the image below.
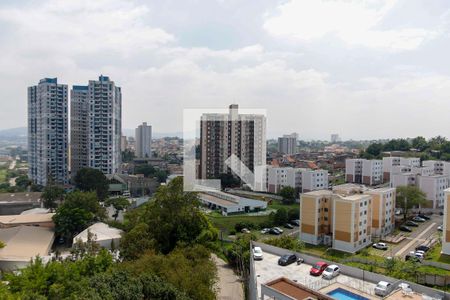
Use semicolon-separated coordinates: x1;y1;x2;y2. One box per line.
199;104;266;186
135;122;152;158
278;133;297;155
70;75;122;177
28;78;69;186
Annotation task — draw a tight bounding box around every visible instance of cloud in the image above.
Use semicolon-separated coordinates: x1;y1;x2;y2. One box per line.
263;0;440;51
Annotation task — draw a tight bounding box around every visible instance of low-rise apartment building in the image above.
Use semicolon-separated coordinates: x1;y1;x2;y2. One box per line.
382;157;420;182
267;167;328;194
345;159;383;186
443;189;450;255
300;185;394;252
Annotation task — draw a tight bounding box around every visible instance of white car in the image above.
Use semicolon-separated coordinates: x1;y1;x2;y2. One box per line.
375;281;393;297
438;225;443;231
260;228;270;234
322;265;340;279
373;242;388;250
273;227;284;233
253;247;263;260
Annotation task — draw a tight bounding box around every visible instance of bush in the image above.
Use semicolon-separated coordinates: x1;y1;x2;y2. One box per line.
234;222;256;232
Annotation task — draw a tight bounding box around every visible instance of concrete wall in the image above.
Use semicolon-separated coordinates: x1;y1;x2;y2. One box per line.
251;242;449;300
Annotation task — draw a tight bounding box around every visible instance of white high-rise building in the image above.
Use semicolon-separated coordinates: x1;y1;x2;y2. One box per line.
278;133;297;155
135;122;152;158
28;78;69;186
70;75;122;177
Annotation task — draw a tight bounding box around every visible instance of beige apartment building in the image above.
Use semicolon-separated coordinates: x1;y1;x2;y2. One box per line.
442;189;450;255
300;185;394;253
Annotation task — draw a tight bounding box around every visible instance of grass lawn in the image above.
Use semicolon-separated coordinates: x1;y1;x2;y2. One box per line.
268;200;299;212
0;168;7;183
207;214;271;233
425;244;450;264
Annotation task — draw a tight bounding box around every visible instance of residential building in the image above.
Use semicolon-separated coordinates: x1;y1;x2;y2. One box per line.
70;75;122;177
442;189;450;255
260;277;334;300
120;136;128;151
278;133;297;155
345;159;382;186
28;78;69;186
135;122;152;158
330;134;340;143
332;193;372;253
199;104;266;189
299;190;333;246
267;167;328;194
417;175;448;208
382;157;420;182
366;187;396;237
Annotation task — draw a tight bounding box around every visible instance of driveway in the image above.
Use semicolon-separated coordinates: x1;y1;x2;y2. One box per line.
212;254;244;300
389;214;441;258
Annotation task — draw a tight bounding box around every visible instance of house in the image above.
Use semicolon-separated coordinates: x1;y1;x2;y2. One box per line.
73;222;123;250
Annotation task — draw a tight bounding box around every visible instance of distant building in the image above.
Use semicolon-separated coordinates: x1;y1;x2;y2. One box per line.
199;104;266;189
135;122;152;158
28;78;69;186
73;222;122;250
331;134;340;143
443;189;450;255
345;159;383;186
120;136;128;151
267;167;328;194
382;157;420;182
70;75;122;177
278;133;297;155
198;190;267;216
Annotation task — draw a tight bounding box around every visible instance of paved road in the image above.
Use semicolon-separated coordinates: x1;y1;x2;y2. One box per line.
212;254;244;300
8;158;16;170
389;214;441;258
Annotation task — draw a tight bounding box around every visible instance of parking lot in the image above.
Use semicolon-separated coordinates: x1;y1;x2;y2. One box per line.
254;252;377;299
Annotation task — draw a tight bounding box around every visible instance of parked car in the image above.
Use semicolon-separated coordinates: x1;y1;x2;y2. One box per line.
415;250;426;256
412;216;426;222
296;257;304;265
415;245;430;252
269;228;282;235
372;242;388;250
418;214;431;220
253;247;263;260
400;225;412;232
375;281;394;297
405;221;419;227
405;254;422;263
310;262;328;276
241;228;251;234
438;225;443;231
278;254;297;266
260;228;270;234
322;265;340;279
395;209;402;216
290;219;300;226
273;227;284;233
284;223;294;229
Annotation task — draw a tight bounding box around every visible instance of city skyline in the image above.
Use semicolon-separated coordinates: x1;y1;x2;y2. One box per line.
1;1;450;140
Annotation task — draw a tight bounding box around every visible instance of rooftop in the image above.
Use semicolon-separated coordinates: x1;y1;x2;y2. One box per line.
0;192;42;204
264;277;334;300
0;213;55;225
73;222;122;243
0;226;54;261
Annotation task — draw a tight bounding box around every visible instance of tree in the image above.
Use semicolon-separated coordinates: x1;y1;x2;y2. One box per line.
74;168;109;200
134;165;156;177
429;136;447;150
364;143;384;158
288;207;299;220
272;207;288;225
411;136;428;152
121;177;218;255
279;186;296;204
218;173;240;189
15;175;31;189
396;186;427;220
121;149;135;163
42;185;65;212
105;197;130;221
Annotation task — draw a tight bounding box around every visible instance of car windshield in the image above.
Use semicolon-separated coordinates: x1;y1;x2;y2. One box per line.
254;248;261;254
312;264;322;269
325;267;333;272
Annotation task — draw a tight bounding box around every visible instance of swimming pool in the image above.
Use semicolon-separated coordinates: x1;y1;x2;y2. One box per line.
327;288;369;300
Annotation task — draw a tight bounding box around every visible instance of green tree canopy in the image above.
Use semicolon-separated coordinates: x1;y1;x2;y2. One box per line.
396;185;427;220
121;177;218;256
42;185;65;212
74;168;109;200
105;197;130;221
278;186;296;204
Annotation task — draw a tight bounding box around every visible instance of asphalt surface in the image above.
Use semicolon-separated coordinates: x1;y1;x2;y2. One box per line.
388;214;442;258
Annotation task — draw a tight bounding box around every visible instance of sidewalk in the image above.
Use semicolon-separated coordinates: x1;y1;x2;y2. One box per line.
212;254;244;300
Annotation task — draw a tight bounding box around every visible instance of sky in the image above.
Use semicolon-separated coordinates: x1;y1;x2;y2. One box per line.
0;0;450;140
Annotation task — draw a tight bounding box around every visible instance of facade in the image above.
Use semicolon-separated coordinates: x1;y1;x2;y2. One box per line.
28;78;69;186
382;157;420;182
330;134;340;143
366;188;396;237
332;193;372;253
300;185;393;252
267;167;328;194
199;104;266;187
442;189;450;255
417;175;448;209
70;76;122;177
278;133;297;155
135;122;152;158
345;159;382;186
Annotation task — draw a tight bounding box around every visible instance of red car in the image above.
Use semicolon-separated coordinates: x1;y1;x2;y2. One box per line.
310;262;328;276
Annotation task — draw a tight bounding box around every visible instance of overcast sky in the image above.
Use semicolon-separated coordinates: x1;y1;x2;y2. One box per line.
0;0;449;140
